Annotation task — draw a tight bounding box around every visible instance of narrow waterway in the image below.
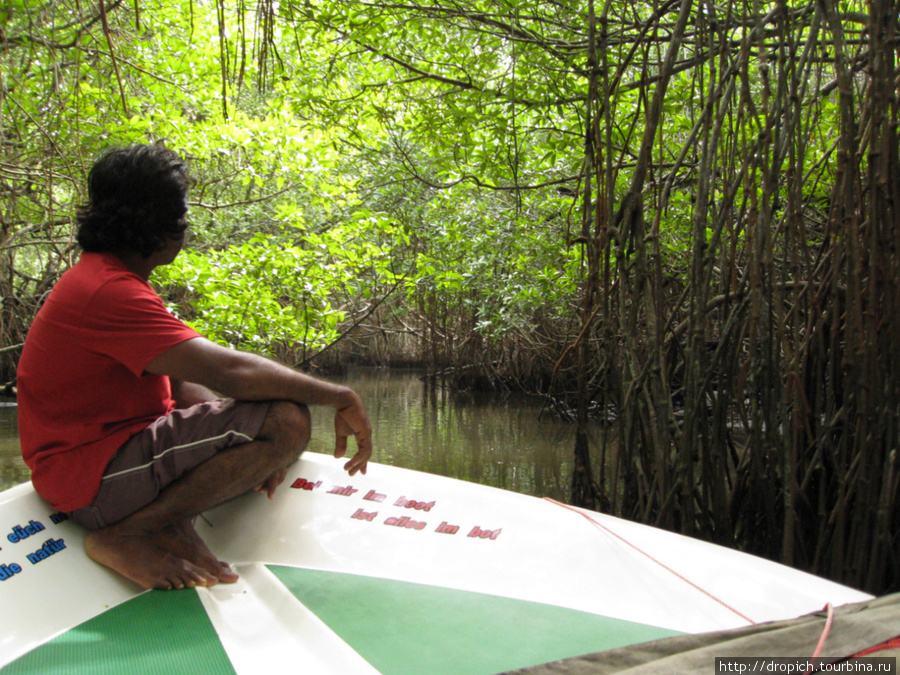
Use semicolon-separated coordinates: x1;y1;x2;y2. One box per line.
0;368;578;501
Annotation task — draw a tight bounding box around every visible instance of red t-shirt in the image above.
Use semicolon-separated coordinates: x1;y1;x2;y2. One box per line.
17;252;201;512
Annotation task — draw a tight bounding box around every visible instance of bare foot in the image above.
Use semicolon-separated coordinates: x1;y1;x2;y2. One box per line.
85;528;220;590
155;520;239;584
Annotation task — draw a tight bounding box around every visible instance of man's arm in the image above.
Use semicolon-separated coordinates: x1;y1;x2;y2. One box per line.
146;337;372;475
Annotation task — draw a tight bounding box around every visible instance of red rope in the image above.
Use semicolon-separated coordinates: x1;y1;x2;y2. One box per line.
853;637;900;657
542;501;877;667
805;603;834;674
543;497;757;625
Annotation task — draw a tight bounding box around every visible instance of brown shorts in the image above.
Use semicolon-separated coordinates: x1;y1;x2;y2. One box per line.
68;399;271;530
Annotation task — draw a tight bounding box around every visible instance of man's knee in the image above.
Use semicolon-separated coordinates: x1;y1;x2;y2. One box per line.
264;400;311;455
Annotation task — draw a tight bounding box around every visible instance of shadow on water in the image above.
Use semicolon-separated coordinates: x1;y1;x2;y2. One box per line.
0;368;579;501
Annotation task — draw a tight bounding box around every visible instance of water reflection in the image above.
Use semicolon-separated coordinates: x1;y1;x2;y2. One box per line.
0;369;576;500
0;399;25;490
306;369;575;501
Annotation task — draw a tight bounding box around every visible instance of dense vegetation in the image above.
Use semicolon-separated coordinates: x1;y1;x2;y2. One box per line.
2;0;897;594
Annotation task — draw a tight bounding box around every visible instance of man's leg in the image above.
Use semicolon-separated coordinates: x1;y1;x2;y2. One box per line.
85;400;310;590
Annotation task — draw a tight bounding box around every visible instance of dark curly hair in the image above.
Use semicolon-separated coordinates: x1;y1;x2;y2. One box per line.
76;144;190;257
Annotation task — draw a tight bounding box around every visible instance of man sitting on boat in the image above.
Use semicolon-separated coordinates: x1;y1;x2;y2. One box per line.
16;143;373;591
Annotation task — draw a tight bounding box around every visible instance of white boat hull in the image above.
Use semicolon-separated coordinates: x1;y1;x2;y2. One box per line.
0;452;872;673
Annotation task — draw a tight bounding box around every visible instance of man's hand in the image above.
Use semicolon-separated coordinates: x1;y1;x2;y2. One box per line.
255;467;288;499
333;396;373;476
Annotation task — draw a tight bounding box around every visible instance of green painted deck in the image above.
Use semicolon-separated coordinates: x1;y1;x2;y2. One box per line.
269;566;680;674
4;567;680;674
3;588;234;674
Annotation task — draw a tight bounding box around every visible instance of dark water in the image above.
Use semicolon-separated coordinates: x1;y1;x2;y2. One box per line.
0;369;577;500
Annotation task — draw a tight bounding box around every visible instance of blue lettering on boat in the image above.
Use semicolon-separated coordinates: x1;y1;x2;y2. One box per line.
26;538;66;564
50;512;69;525
6;520;46;543
0;562;22;581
